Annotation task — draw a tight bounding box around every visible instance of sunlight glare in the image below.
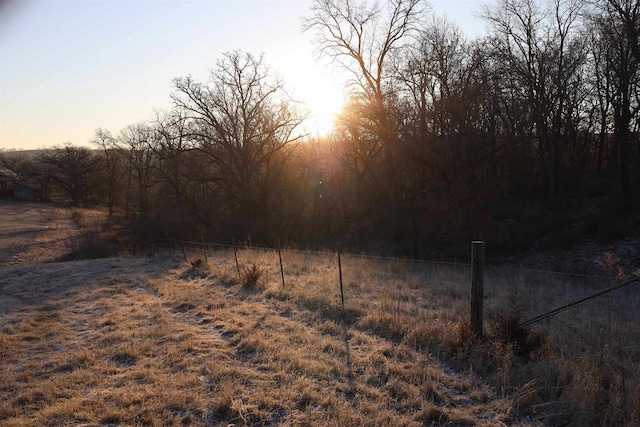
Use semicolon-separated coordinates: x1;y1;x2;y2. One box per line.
301;80;345;137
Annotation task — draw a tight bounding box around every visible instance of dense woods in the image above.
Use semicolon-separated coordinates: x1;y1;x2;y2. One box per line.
3;0;639;258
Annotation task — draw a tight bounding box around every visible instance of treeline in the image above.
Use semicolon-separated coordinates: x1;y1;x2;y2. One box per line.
3;0;639;257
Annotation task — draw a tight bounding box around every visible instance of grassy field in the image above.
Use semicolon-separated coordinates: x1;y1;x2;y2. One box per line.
0;252;502;426
1;204;639;426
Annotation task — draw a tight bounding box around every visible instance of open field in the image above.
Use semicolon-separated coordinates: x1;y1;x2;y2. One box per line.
1;202;639;426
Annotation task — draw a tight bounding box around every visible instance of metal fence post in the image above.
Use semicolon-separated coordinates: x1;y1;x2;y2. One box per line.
233;239;241;280
471;241;485;337
337;243;345;311
201;236;208;265
278;239;286;289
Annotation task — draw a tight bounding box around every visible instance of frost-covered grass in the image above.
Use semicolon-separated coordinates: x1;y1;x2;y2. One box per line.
0;199;79;267
0;252;521;426
1;248;637;426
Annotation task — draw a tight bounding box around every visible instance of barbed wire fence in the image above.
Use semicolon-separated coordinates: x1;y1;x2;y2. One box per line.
135;238;635;323
132;237;639;407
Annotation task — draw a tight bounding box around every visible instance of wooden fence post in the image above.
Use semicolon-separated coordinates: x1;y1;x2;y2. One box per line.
471;241;485;337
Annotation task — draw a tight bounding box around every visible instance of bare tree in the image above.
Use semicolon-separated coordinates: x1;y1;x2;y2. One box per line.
35;144;101;205
171;51;306;239
149;110;221;235
582;18;614;174
0;150;35;179
304;0;428;231
91;128;121;216
118;123;157;218
304;0;427;102
483;0;586;197
605;0;640;61
334;94;385;217
591;0;640;191
396;16;483;154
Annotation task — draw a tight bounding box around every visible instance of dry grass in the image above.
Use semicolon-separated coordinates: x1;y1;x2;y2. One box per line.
0;199;80;267
1;245;638;426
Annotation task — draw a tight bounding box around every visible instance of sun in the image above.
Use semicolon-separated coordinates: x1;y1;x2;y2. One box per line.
277;50;347;137
301;81;345;137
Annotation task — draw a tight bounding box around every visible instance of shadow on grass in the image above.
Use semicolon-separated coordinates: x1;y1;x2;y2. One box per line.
0;256;176;316
298;295;361;326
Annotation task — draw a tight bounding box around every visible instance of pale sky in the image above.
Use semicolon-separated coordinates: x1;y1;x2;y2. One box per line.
0;0;486;150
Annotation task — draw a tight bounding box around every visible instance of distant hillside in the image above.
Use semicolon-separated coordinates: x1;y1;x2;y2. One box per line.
0;148;50;158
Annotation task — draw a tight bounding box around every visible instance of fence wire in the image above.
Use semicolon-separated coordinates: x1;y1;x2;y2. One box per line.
133;238;639;379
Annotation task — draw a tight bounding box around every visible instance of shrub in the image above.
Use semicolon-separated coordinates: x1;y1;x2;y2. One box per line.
242;263;264;289
190;257;205;269
488;299;545;359
180;257;209;279
62;231;119;260
449;318;475;349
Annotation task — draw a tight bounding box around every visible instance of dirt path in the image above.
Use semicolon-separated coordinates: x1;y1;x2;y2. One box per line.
0;200;79;267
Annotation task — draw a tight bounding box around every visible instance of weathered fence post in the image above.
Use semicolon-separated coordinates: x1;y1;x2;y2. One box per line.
278;239;285;289
337;243;345;311
471;241;485;337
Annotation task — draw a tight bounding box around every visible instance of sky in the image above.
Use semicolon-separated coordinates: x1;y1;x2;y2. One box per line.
0;0;487;151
